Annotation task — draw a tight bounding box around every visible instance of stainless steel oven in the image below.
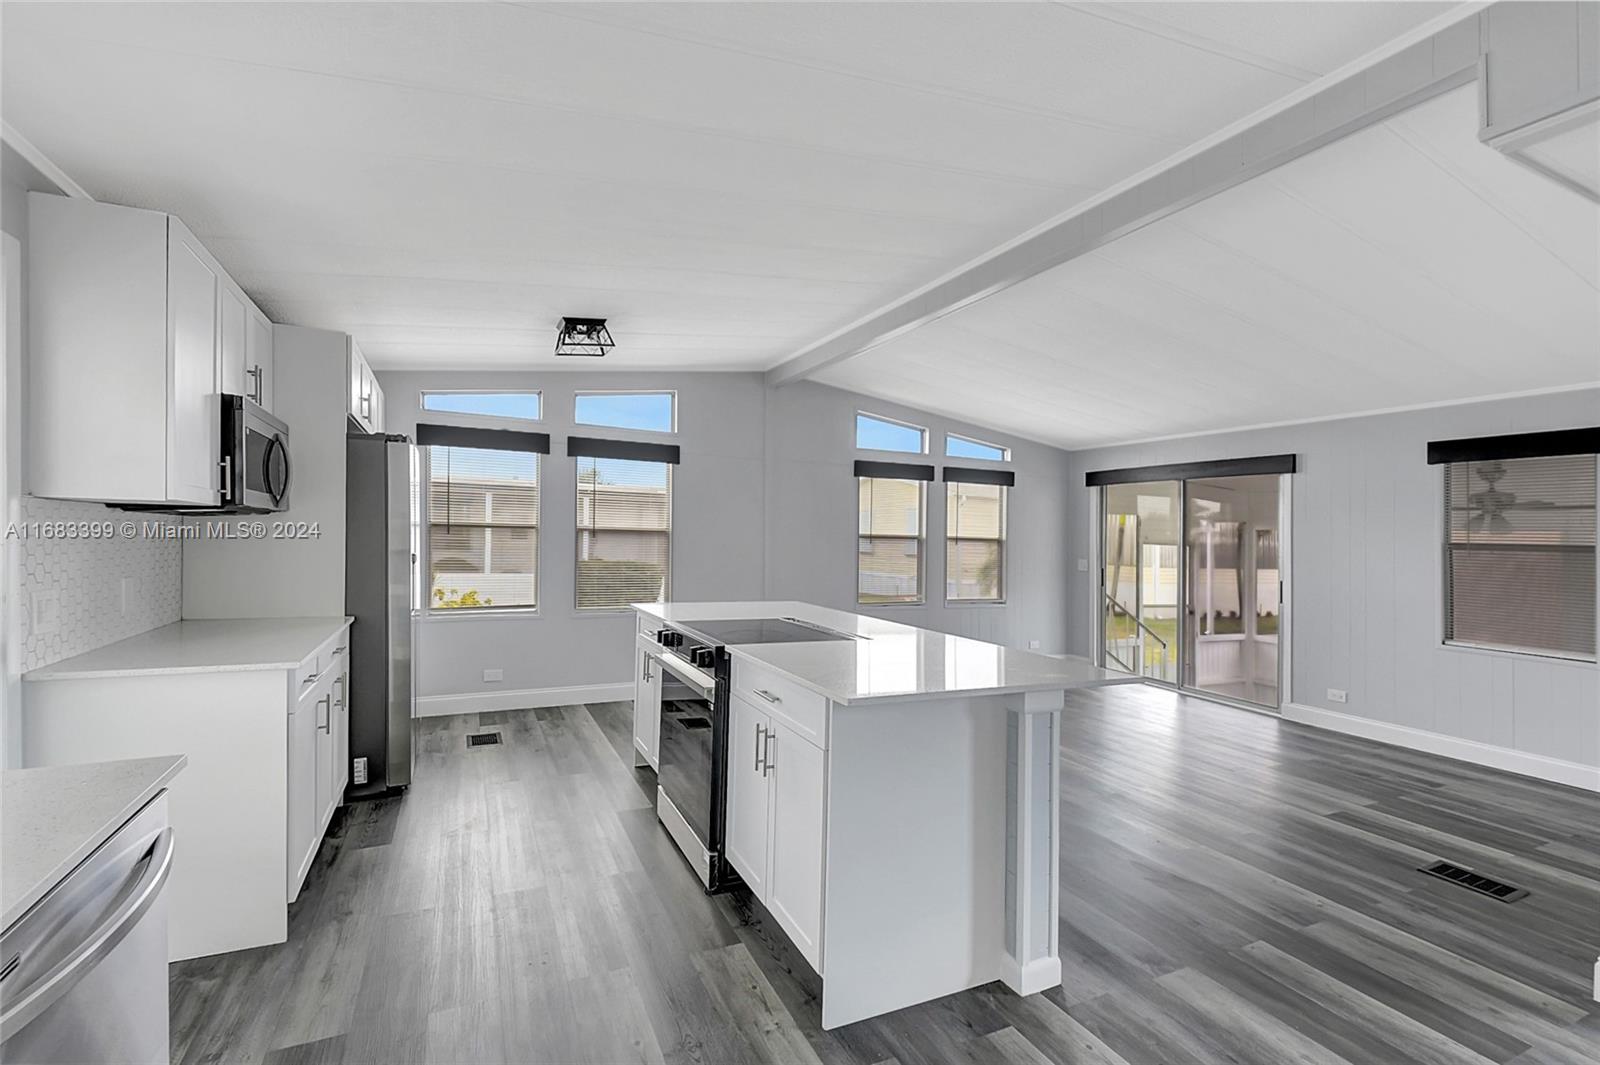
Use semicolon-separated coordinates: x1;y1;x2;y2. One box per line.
651;631;733;891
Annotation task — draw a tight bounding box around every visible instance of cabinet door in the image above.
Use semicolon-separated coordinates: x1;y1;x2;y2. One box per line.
632;647;661;768
218;284;247;398
369;376;385;432
314;690;337;830
348;340;367;428
246;309;273;410
166;224;220;505
767;721;825;971
333;667;349;799
287;696;318;901
725;695;772;898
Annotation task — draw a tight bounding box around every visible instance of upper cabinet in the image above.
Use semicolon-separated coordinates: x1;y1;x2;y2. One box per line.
346;337;384;433
246;305;274;412
27;193;276;506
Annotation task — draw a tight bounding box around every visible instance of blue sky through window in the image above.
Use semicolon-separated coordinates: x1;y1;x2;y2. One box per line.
946;434;1008;462
422;392;541;421
575;392;675;433
856;413;925;454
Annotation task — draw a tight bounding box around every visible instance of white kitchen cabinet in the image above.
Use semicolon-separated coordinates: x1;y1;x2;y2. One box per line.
219;282;248;401
632;639;662;768
245;306;273;411
346;337;383;431
725;694;771;897
725;693;826;973
316;650;350;832
27;192;274;505
286;674;321;901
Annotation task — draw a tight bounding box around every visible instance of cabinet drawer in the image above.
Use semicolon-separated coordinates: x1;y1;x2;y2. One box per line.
293;629;349;695
296;656;338;713
731;658;828;749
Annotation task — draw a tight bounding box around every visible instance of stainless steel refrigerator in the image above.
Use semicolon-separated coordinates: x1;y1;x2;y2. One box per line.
345;432;416;795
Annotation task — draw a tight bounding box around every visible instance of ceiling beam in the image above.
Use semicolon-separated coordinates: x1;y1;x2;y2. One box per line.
766;3;1491;387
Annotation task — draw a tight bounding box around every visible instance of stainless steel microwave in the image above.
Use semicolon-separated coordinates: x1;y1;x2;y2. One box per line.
222;394;291;512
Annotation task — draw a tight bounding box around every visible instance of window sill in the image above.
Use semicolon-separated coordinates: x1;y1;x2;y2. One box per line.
945;599;1008;608
422;607;540;622
1440;640;1597;666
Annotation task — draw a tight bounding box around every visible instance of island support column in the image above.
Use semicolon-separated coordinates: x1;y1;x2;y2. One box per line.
1002;688;1063;995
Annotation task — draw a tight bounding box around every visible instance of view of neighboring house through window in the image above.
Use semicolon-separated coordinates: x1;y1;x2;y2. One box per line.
1444;453;1597;659
575;391;676;433
945;433;1008;462
421;390;541;422
947;482;1006;601
858;476;925;604
427;446;539;610
576;456;672;610
857;412;927;454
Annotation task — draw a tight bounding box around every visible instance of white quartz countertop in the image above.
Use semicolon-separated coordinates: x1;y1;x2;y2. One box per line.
23;617;352;681
635;601;1136;704
2;755;186;929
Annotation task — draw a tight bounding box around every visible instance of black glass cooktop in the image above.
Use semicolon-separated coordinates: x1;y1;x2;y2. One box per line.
683;618;854;646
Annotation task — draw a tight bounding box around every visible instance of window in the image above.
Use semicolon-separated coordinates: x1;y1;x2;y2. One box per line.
946;433;1009;462
856;412;926;454
576;456;672;609
421;391;540;422
427;446;539;611
858;476;925;604
1444;454;1596;659
947;482;1006;601
575;391;675;433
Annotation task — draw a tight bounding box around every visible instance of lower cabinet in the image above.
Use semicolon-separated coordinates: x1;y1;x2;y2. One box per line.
286;678;320;900
288;635;350;902
725;693;826;972
633;640;662;768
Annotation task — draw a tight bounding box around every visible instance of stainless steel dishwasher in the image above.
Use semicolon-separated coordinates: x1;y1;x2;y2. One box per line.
0;793;174;1065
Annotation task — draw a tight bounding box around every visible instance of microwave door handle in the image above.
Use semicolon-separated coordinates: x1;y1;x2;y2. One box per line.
218;455;232;502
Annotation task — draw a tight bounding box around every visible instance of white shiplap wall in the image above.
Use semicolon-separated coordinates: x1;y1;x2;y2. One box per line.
1064;387;1600;778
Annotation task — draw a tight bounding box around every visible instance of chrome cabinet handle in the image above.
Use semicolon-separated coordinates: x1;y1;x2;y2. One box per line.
218;455;232;502
318;694;332;733
754;723;766;772
642;655;653;682
245;365;262;404
302;671;319;685
763;728;775;776
752;689;780;704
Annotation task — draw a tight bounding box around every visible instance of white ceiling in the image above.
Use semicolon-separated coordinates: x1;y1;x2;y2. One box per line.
1;0;1453;376
814;84;1600;449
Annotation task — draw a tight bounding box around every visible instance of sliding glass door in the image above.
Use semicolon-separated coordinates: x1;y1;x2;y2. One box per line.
1183;474;1282;709
1100;473;1286;710
1101;481;1180;683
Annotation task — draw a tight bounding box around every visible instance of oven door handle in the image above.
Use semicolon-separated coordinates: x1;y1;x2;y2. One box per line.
657;651;716;702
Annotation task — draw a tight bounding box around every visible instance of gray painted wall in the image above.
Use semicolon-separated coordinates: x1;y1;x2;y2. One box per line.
1063;388;1600;770
376;371;1073;701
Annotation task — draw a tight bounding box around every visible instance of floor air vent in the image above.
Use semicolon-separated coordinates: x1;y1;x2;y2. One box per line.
467;732;502;748
1419;860;1527;902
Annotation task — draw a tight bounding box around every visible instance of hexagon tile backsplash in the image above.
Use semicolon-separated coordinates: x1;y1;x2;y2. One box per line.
18;495;182;672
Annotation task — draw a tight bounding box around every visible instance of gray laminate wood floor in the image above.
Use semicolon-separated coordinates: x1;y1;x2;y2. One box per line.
169;686;1600;1065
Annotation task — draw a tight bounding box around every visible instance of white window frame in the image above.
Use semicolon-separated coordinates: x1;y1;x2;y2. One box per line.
855;411;928;456
418;389;542;429
945;481;1008;605
945;432;1010;463
856;476;927;607
574;457;674;613
573;389;678;434
421;446;542;619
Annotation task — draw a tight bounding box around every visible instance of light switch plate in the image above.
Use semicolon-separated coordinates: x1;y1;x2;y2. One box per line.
483;668;504;683
1028;640;1041;650
120;576;139;615
1327;688;1348;704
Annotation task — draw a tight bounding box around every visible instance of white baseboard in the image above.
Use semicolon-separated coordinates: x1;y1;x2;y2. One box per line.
1282;703;1600;793
415;682;632;719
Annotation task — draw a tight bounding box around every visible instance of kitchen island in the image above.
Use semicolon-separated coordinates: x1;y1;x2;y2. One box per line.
631;601;1134;1029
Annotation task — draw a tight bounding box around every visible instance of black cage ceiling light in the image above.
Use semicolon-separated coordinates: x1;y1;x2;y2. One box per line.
555;317;615;357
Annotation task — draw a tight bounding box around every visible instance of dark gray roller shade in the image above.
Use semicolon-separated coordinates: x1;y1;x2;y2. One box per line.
567;436;680;464
854;460;935;481
415;423;549;454
943;466;1015;486
1427;427;1599;465
1085;454;1296;486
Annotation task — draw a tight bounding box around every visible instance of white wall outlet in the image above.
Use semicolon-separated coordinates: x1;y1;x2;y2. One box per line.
483;668;504;683
1076;558;1088;572
31;589;61;636
1327;688;1348;704
1028;640;1041;650
352;757;368;786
